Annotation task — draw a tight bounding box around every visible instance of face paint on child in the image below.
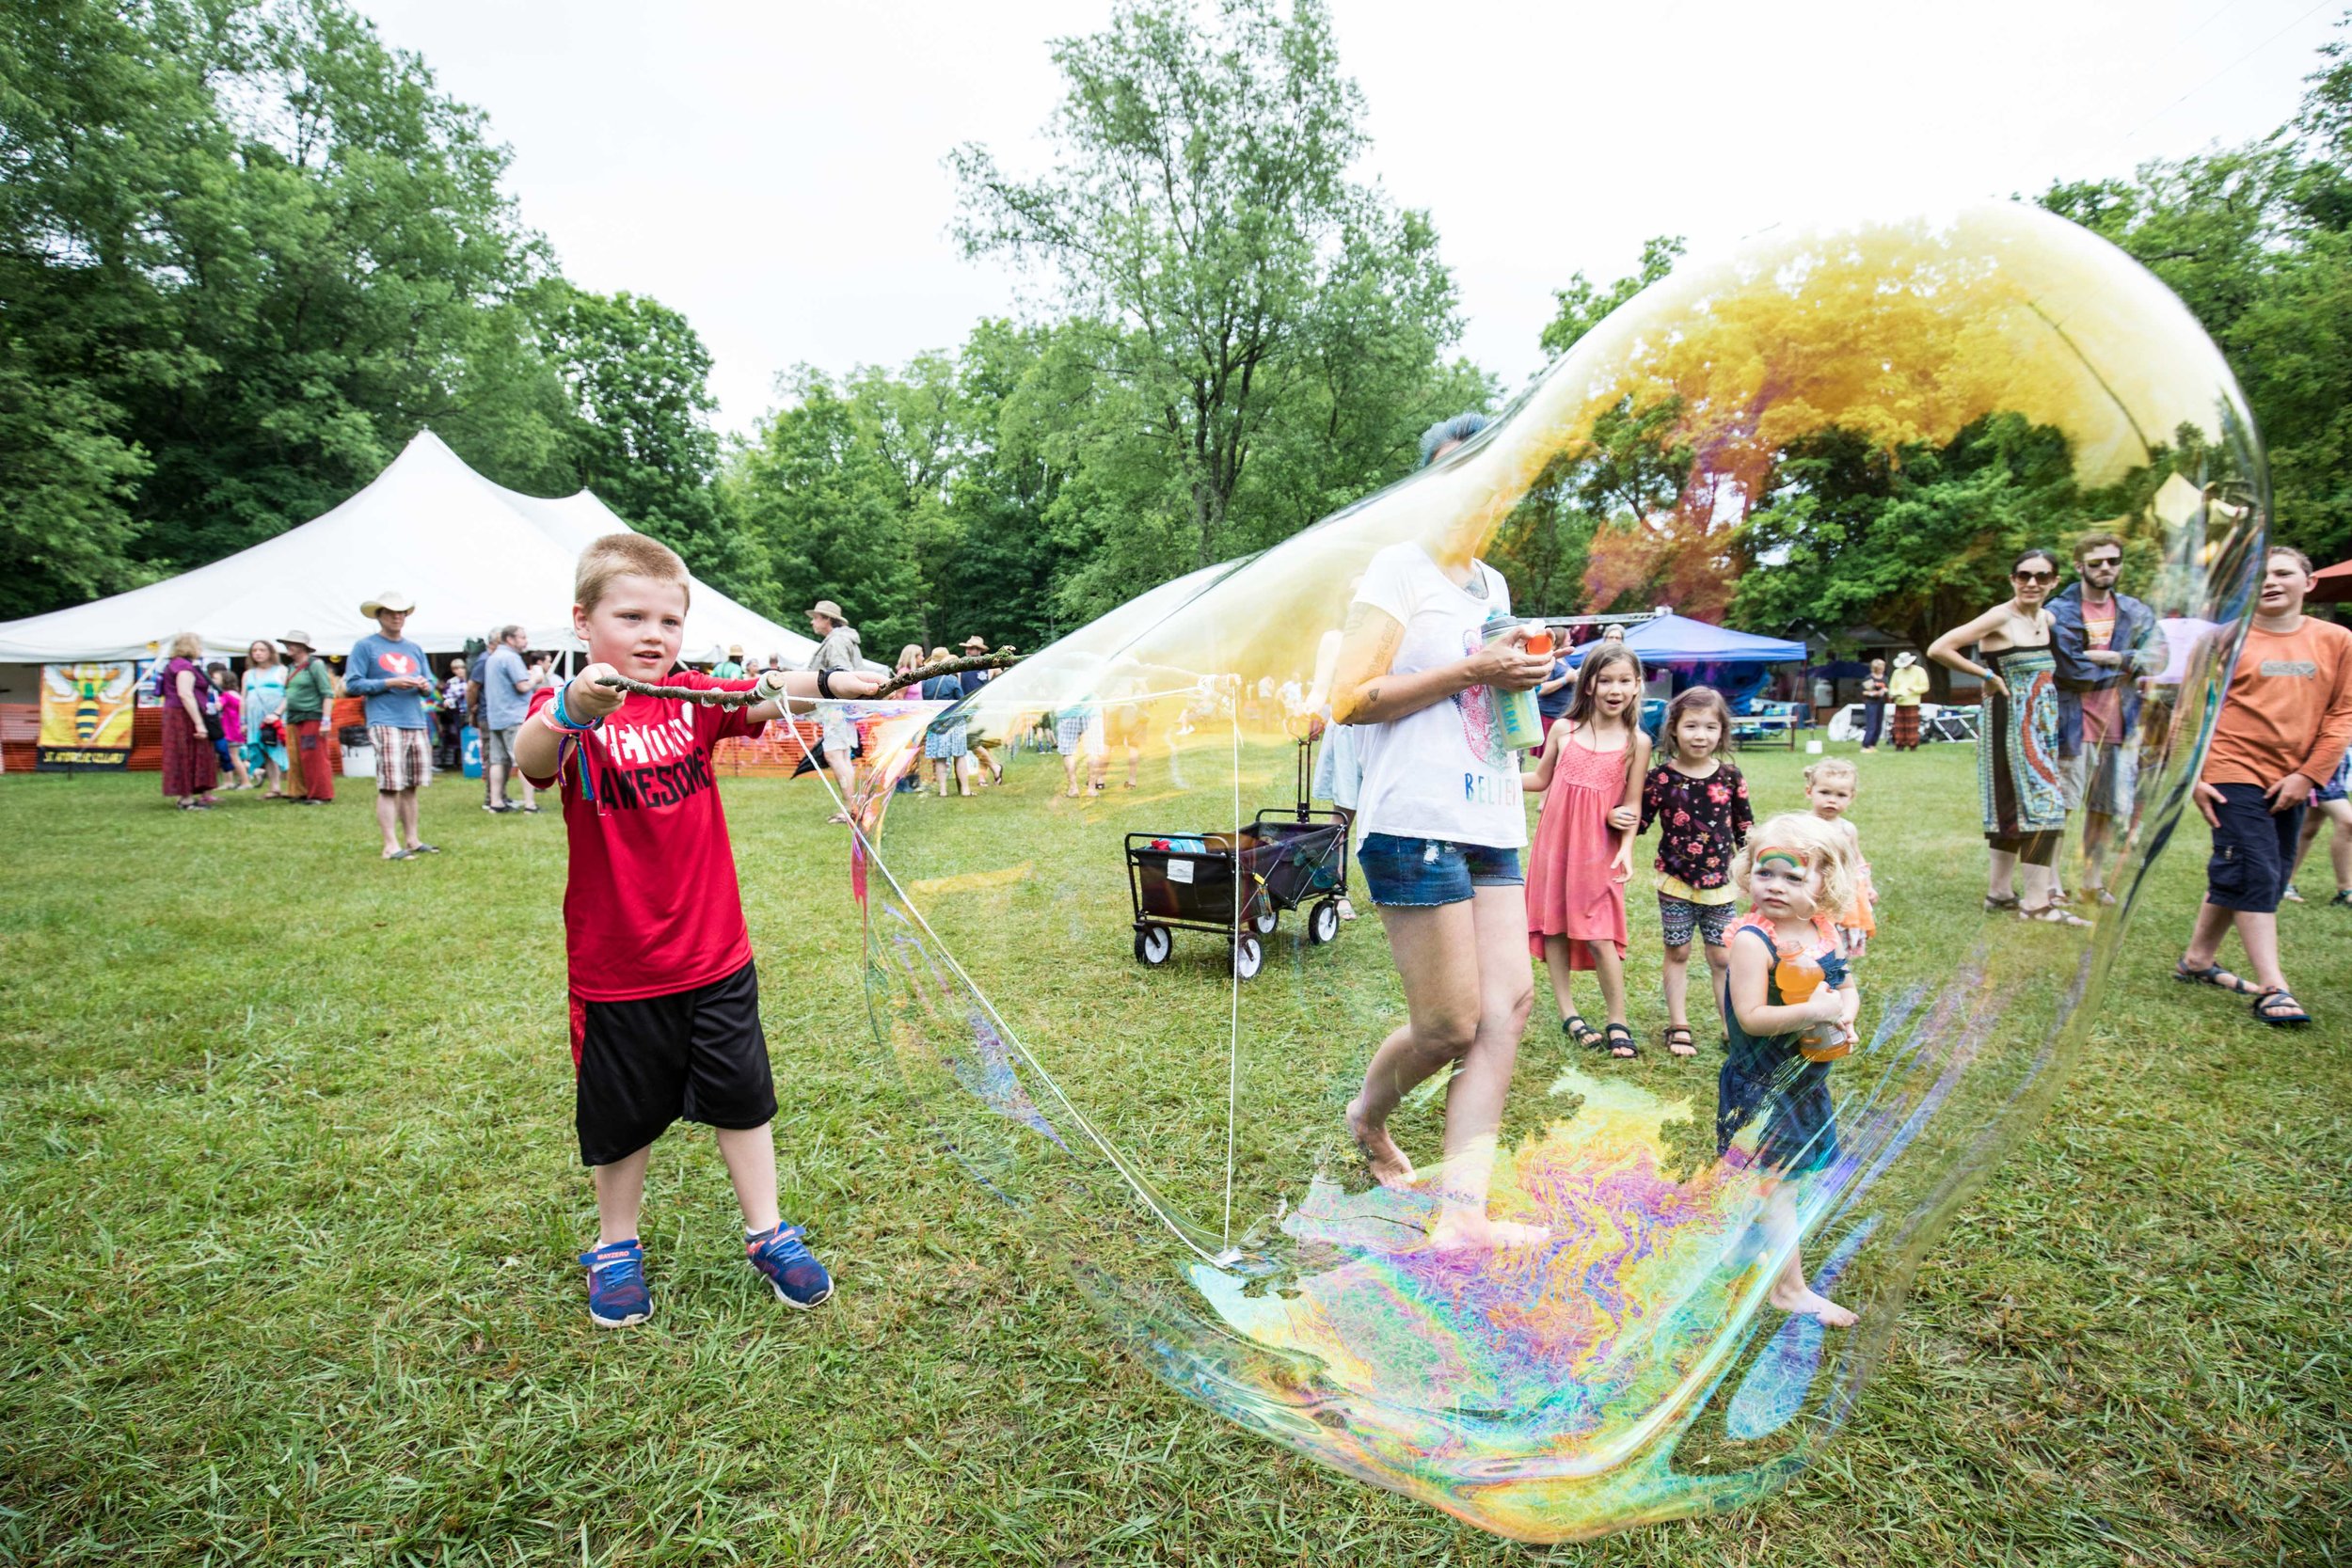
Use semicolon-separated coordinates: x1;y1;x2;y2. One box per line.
1748;849;1822;919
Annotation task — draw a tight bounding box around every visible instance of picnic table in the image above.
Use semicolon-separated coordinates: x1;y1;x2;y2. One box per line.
1729;704;1804;751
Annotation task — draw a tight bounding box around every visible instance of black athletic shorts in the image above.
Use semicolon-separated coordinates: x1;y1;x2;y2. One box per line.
2204;782;2304;915
568;958;777;1166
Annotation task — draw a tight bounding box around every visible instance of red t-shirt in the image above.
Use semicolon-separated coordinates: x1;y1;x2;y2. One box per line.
527;673;755;1002
2080;604;2123;744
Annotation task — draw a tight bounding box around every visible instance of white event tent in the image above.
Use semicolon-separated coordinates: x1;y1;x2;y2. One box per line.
0;430;817;669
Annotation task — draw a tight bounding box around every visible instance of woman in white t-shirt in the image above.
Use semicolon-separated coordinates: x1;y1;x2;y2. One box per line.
1328;414;1553;1249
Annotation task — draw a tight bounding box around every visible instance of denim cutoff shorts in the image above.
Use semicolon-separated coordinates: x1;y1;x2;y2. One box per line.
1357;831;1524;908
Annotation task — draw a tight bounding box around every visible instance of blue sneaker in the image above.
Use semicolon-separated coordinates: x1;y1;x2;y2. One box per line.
579;1238;651;1328
747;1222;833;1308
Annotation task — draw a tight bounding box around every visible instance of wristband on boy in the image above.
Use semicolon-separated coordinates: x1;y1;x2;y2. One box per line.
545;683;605;734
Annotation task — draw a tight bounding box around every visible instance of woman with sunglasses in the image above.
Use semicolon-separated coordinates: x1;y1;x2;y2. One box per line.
1930;548;2086;926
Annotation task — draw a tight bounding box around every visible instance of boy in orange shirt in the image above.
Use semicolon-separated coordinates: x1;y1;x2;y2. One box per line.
2174;546;2352;1026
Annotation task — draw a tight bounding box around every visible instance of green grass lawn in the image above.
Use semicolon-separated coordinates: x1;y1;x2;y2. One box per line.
1;744;2346;1565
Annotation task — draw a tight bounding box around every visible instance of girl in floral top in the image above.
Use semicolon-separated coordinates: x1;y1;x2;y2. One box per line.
1638;687;1753;1056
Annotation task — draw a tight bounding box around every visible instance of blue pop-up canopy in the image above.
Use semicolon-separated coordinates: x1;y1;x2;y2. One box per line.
1565;611;1804;667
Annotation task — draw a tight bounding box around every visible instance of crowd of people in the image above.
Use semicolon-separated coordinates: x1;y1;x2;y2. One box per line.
151;590;1020;849
125;416;2350;1336
1319;414;2351;1333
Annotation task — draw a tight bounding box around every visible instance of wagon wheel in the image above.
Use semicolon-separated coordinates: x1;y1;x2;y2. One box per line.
1232;932;1264;981
1135;924;1172;966
1250;903;1279;936
1308;897;1341;945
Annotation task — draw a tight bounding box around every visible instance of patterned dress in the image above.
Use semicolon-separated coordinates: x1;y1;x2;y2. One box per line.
1979;644;2064;862
1639;760;1753;900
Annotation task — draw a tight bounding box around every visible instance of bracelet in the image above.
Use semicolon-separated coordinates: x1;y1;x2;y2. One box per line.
547;684;604;733
816;668;835;700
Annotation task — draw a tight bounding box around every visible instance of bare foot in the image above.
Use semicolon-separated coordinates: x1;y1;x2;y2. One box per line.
1428;1210;1550;1251
1768;1280;1858;1327
1344;1097;1415;1188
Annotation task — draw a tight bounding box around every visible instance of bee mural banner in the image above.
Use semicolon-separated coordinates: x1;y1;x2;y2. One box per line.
39;661;140;769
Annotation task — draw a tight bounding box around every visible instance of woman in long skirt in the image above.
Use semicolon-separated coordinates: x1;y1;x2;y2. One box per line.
1929;550;2084;925
156;631;219;808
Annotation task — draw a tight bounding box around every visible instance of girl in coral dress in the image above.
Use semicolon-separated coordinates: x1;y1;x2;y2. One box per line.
1524;644;1650;1057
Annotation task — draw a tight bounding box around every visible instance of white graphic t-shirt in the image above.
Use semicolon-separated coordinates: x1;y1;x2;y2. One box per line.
1349;542;1524;848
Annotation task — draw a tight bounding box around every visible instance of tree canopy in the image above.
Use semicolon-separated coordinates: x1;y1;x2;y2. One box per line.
0;0;741;621
6;0;2348;658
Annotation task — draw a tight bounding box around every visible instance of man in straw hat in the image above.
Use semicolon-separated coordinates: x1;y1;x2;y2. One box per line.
1885;651;1930;752
957;634;1004;785
804;599;863;821
279;630;337;804
348;593;438;860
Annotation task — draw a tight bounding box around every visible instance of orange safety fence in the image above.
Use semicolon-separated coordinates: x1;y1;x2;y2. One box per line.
712;717;823;777
6;700;814;779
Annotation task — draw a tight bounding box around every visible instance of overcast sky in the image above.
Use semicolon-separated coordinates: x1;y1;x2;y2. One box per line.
361;0;2347;436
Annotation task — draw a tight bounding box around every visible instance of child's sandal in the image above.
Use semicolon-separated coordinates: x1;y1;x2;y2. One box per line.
1562;1014;1605;1052
1605;1023;1639;1059
1661;1024;1697;1058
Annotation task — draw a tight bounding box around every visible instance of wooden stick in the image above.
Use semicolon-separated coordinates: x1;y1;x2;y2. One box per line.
870;649;1021;699
590;648;1023;708
590;673;775;708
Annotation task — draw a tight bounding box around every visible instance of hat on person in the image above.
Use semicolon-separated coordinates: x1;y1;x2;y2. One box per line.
961;635;988;652
278;629;314;652
1893;651;1916;669
728;643;745;658
808;599;845;623
361;592;416;618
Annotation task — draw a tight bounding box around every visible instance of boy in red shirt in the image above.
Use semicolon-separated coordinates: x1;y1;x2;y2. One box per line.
2174;546;2352;1028
517;533;880;1326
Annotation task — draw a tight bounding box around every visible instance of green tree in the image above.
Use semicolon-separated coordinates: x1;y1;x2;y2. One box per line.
2040;15;2352;565
950;0;1473;617
1539;235;1685;359
722;369;930;656
0;0;720;620
528;281;763;601
1730;413;2095;665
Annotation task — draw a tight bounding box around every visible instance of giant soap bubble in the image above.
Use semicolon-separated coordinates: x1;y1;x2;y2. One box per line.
846;204;2265;1541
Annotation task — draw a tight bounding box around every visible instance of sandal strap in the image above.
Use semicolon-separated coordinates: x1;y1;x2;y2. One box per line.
2176;960;2262;994
2254;990;2309;1022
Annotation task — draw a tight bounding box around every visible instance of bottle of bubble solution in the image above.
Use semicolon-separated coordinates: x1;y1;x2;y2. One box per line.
1484;610;1549;751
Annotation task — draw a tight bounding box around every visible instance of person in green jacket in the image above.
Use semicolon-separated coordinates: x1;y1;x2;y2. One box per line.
280;630;339;804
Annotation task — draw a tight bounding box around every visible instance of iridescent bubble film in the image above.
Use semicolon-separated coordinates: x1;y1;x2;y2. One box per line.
849;205;2265;1542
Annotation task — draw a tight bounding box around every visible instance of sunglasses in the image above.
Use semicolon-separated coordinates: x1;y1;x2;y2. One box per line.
2081;556;2121;569
2012;569;2056;583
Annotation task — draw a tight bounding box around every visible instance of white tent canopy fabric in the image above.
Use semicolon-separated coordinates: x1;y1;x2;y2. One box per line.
0;431;818;665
